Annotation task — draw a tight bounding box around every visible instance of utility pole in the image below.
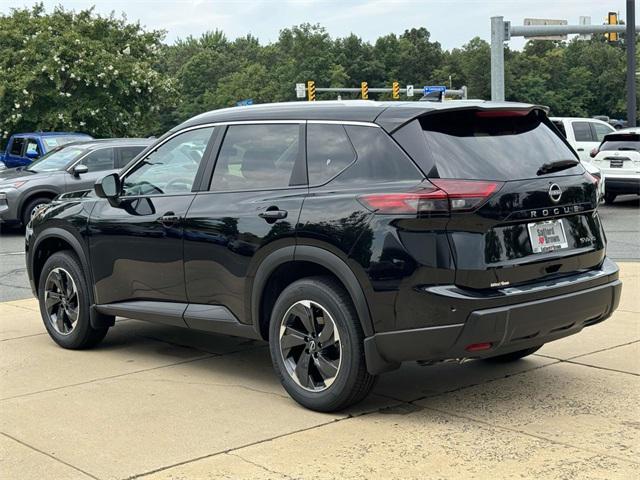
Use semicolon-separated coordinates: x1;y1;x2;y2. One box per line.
627;0;637;127
490;16;506;101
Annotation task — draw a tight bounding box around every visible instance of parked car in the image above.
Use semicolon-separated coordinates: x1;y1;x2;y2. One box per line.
26;101;621;412
0;138;150;227
550;117;615;162
0;132;93;169
549;117;608;200
590;128;640;203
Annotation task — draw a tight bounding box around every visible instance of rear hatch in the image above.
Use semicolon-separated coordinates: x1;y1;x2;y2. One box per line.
592;132;640;177
393;107;604;290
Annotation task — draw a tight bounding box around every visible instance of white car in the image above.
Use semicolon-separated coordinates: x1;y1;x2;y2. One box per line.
591;128;640;203
550;117;616;162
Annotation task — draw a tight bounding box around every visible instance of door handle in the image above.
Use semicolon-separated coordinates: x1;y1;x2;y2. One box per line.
158;212;180;227
258;208;288;221
577;148;584;151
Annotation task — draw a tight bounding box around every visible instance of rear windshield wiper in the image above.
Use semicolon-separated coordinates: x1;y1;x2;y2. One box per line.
537;159;580;176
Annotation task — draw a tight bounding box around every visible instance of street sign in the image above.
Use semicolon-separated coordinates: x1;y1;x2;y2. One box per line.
577;16;592;41
296;83;306;99
406;85;414;97
423;85;447;95
236;98;253;106
523;18;568;40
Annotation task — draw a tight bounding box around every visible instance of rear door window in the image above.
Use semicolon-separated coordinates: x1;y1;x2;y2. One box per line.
593;123;614;142
572;122;594;142
306;124;356;185
329;126;422;186
403;110;581;181
211;124;301;191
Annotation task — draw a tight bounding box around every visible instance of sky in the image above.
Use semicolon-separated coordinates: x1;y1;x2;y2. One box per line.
1;0;635;50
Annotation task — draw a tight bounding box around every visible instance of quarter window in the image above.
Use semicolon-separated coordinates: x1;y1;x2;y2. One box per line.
572;122;594;142
122;127;214;196
306;124;355;185
211;124;300;191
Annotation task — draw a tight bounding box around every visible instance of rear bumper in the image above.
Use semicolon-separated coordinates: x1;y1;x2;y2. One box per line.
364;258;622;374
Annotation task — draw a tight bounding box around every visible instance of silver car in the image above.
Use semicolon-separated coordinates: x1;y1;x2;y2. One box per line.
0;138;151;227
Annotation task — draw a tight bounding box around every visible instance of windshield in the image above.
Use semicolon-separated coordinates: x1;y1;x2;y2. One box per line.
41;135;90;150
27;147;86;172
600;134;640;152
419;110;582;180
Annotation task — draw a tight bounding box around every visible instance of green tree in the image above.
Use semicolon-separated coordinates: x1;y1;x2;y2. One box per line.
0;4;175;141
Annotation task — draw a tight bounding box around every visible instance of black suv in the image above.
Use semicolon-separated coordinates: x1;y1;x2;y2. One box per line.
26;101;622;411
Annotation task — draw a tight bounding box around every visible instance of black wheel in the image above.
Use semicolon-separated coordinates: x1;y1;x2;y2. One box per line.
22;196;50;226
604;192;617;204
269;276;376;412
484;345;542;363
38;251;109;349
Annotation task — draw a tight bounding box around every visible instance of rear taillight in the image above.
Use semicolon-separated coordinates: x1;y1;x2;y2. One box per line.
357;180;502;215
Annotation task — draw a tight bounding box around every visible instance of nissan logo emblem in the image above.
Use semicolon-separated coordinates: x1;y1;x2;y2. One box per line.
548;183;562;203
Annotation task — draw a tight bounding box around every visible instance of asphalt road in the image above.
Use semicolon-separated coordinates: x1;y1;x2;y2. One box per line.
0;195;638;302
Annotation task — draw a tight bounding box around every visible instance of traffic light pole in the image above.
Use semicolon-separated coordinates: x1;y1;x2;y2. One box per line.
490;16;640;108
627;0;636;127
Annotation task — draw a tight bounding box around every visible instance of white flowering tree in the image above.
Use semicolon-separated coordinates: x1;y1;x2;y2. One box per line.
0;4;176;144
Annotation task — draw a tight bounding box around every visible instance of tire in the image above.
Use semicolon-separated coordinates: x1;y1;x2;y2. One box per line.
21;196;50;226
268;276;376;412
483;346;542;363
604;192;617;204
38;251;109;349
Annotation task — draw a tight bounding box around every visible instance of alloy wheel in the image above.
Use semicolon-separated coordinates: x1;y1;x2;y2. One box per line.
279;300;342;392
44;267;80;335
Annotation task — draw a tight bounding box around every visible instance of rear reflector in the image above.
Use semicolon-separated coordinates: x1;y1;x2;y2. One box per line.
357;180;502;215
465;342;493;352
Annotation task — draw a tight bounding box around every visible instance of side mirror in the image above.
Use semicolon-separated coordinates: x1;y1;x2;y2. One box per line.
94;173;121;207
25;150;39;159
73;164;89;177
590;148;598;158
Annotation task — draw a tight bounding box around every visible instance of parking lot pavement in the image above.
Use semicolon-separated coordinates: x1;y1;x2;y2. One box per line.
0;264;637;479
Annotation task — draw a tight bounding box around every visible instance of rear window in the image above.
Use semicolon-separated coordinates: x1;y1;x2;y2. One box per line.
600;134;640;152
413;110;582;181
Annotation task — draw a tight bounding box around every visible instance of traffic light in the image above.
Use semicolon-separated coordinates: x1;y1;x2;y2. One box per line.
307;80;316;101
606;11;619;42
361;81;368;100
392;81;400;99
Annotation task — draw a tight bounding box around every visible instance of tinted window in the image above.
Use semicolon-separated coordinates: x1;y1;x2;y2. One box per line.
328;126;422;186
551;120;566;137
123;127;214;196
82;148;114;172
9;138;25;156
211;124;300;191
572;122;594;142
307;124;355;185
594;123;614;142
600;133;640;152
415;110;581;181
28;147;86;172
116;146;145;168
